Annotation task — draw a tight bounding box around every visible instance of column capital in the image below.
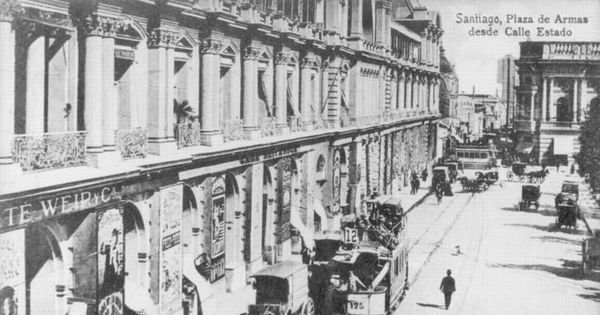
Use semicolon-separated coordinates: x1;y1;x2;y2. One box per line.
147;27;181;48
243;45;262;60
76;14;129;38
201;37;224;54
300;57;317;69
275;52;293;65
0;0;22;22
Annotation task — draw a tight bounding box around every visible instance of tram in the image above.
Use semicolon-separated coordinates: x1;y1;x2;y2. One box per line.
455;144;498;170
323;195;409;315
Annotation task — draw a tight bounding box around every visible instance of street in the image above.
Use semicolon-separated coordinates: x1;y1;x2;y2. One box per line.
396;169;600;314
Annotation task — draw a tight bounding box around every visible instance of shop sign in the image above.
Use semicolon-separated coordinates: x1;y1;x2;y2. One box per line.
0;185;121;229
332;150;342;214
97;207;124;315
209;254;226;283
239;147;298;165
159;185;183;315
211;195;225;258
277;159;292;243
0;228;25;315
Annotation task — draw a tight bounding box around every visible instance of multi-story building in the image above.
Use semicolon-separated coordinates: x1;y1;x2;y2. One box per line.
497;54;518;129
454;94;484;142
439;46;459;118
0;1;442;314
515;41;600;165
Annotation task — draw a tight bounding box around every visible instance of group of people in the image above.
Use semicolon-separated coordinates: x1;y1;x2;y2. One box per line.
409;169;429;195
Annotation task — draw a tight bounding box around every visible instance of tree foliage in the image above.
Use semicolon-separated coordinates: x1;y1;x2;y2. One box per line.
576;104;600;191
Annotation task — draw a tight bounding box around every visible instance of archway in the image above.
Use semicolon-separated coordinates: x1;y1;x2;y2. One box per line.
556;97;572;122
26;223;64;315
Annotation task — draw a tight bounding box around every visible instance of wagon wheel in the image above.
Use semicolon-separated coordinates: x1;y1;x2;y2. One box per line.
303;298;315;315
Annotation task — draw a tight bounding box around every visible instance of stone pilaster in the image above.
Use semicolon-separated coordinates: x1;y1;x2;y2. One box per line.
201;37;224;145
102;33;116;152
146;27;180;155
243;45;261;139
580;78;587;121
405;72;412;110
26;33;45;134
542;78;548;121
275;52;291;134
572;79;578;122
300;57;316;131
0;1;22;189
397;71;405;110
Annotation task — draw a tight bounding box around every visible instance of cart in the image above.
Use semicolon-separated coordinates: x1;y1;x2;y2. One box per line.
555;197;578;229
518;184;540;211
506;162;527;182
248;261;314;315
582;236;600;277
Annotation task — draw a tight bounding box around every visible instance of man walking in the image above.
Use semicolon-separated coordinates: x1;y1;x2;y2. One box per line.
439;269;456;310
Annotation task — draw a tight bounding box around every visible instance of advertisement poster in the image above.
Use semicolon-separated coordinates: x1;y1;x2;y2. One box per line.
0;229;25;315
159;185;183;315
211;194;225;258
97;207;124;315
278;159;292;242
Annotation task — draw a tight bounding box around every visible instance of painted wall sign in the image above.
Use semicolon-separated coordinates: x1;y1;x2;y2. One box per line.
97;207;124;315
277;158;292;243
239;147;298;165
159;185;183;315
0;185;121;229
211;195;225;258
0;228;25;315
209;254;226;283
332;150;342;214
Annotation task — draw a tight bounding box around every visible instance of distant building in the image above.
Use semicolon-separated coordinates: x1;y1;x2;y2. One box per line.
515;41;600;165
455;94;485;142
497;55;519;129
439;47;459;117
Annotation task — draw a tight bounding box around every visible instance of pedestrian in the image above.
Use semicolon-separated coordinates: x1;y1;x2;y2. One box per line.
421;168;428;182
570;163;575;175
439;269;456;310
556;160;560;172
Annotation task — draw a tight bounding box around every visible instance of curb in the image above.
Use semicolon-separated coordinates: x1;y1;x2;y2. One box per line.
405;191;433;215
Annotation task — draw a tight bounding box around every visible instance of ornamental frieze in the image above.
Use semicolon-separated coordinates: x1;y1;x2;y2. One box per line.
201;37;224;55
243;45;262;60
0;0;22;22
300;57;318;69
148;27;182;48
275;52;293;65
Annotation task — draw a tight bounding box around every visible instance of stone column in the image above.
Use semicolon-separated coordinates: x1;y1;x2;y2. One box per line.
428;78;433;112
275;52;290;134
374;0;387;45
580;78;587;121
349;0;363;37
411;75;418;109
405;73;412;110
147;28;178;154
83;25;104;155
549;77;556;120
300;57;315;131
102;34;117;152
397;72;405;110
26;34;46;134
541;78;547;121
0;7;21;187
200;38;224;145
572;79;578;122
243;45;261;139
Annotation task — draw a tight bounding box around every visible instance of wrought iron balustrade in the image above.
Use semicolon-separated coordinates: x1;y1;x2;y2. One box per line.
116;128;148;159
313;117;326;130
13;131;87;171
288;115;303;133
175;122;202;148
340;110;352;128
359;115;381;126
261;116;278;137
222;119;244;142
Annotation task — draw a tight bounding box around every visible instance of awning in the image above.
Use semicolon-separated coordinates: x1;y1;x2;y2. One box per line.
313;199;327;220
291;209;315;249
553;137;572;155
515;142;534;154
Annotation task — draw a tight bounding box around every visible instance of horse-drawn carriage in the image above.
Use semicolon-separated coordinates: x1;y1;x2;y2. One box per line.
518;184;540;211
458;173;488;193
555;194;579;229
506;162;548;183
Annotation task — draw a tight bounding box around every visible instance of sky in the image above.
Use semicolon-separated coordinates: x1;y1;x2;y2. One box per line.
418;0;600;95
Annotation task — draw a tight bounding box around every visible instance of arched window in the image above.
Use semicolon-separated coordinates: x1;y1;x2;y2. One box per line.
556;97;572;122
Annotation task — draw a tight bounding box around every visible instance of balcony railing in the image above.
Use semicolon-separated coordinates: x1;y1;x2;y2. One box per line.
359;115;381;126
12;131;87;172
313;117;326;130
261;116;278;137
222;119;244;142
116;128;148;159
340;109;351;128
176;122;202;148
288;115;302;133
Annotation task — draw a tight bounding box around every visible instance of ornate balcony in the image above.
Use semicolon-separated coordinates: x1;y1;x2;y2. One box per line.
313;117;326;130
175;122;202;148
261;116;278;137
222;119;244;142
340;110;352;128
359;115;381;126
288;115;303;133
12;131;87;172
116;128;148;159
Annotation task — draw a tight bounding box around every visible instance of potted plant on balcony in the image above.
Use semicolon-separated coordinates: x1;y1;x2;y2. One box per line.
174;99;197;124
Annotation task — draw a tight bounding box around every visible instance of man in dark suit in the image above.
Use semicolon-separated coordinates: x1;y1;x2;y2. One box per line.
439;269;456;310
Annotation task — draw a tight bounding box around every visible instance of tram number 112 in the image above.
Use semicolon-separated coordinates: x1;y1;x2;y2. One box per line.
344;228;358;244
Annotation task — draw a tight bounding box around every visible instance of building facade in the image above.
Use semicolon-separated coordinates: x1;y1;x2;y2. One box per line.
0;1;442;314
515;41;600;165
497;54;518;129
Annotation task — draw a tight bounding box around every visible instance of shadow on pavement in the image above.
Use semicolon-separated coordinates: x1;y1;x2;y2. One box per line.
505;223;587;235
487;259;596;281
417;302;446;309
530;235;581;246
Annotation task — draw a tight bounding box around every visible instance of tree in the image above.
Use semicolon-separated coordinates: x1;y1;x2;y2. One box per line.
575;104;600;192
173;99;196;124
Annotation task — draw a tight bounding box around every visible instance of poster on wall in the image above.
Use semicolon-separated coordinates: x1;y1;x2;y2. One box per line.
0;229;25;315
211;194;225;258
278;159;292;243
97;207;124;315
332;150;341;214
159;184;183;315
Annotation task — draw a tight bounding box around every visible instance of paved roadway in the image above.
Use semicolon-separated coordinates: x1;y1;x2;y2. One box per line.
396;169;600;314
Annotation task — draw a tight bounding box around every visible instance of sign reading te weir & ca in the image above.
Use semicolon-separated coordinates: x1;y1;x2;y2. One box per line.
0;185;122;229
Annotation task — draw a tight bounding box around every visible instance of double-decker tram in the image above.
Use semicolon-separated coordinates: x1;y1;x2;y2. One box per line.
321;195;408;315
455;144;498;170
